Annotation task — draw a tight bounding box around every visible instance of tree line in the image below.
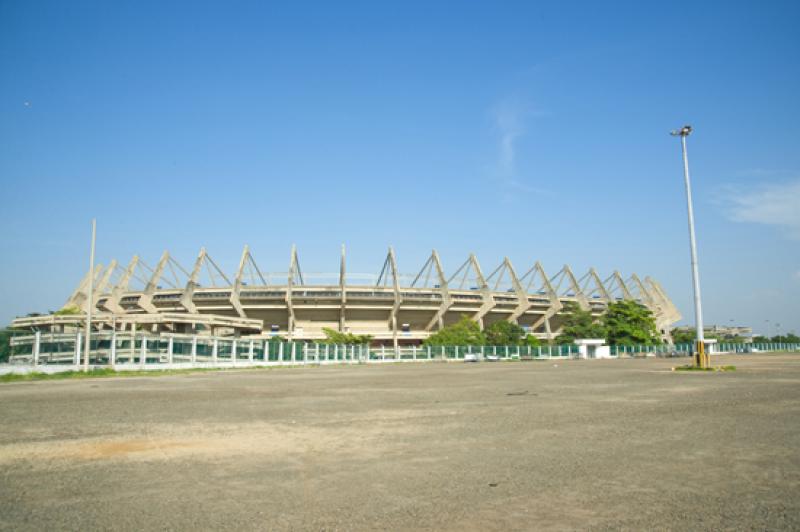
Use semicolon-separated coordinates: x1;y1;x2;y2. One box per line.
422;300;661;347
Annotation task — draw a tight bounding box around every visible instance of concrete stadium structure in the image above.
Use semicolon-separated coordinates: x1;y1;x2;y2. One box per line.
15;246;681;347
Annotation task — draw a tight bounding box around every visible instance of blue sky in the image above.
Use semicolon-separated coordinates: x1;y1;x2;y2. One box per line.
1;1;798;336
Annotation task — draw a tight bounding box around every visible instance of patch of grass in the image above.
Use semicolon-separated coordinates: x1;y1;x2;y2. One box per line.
0;364;324;383
672;365;736;372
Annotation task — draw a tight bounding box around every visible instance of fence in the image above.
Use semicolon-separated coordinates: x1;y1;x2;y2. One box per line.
609;342;800;356
5;332;799;372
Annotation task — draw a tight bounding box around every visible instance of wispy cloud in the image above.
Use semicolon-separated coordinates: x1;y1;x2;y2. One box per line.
718;178;800;239
492;99;526;177
488;98;546;199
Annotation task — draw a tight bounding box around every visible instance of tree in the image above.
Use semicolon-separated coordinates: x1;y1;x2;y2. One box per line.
320;327;372;345
524;334;542;347
771;333;800;343
0;329;12;363
672;328;732;344
423;315;487;346
484;320;526;345
602;300;661;345
556;303;606;344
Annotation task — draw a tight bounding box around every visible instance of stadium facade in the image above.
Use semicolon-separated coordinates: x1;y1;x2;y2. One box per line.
11;246;682;346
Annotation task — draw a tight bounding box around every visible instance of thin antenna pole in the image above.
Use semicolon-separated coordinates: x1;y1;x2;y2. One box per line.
84;219;96;372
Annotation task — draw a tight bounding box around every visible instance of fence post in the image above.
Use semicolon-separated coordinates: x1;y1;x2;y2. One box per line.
191;336;197;364
249;340;254;362
232;340;238;364
290;342;296;363
212;338;218;364
412;345;416;360
167;337;174;365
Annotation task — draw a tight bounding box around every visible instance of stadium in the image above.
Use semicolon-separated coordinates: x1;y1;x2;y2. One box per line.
11;245;681;347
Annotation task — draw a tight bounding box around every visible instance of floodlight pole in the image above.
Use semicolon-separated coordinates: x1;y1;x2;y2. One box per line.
84;219;96;372
671;125;708;368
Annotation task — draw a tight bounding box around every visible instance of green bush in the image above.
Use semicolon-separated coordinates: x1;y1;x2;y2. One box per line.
424;315;487;346
484;321;526;345
321;328;372;345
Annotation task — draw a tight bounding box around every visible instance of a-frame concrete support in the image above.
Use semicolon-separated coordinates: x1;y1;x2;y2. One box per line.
411;250;451;332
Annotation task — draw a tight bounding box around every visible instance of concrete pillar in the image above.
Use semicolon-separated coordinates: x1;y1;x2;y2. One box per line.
140;336;147;368
232;340;237;364
191;336;197;364
212;338;218;364
249;340;254;362
110;332;117;366
75;331;82;366
130;323;136;361
392;315;398;353
279;341;284;363
291;342;296;364
167;337;174;365
33;331;41;366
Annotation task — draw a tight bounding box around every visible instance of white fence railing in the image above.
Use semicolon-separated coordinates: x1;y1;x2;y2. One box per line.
5;332;798;373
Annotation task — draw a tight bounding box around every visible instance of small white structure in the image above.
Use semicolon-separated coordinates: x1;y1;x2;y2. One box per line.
705;338;719;355
574;339;612;359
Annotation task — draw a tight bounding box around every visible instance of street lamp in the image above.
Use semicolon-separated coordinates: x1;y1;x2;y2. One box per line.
670;125;708;368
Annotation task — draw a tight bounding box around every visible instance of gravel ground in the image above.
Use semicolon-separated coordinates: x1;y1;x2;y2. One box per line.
0;353;799;531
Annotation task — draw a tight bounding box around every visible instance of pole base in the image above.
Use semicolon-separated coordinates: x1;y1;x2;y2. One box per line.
694;340;709;369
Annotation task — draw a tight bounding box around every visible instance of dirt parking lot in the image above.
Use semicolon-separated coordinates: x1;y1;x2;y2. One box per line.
1;354;799;530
